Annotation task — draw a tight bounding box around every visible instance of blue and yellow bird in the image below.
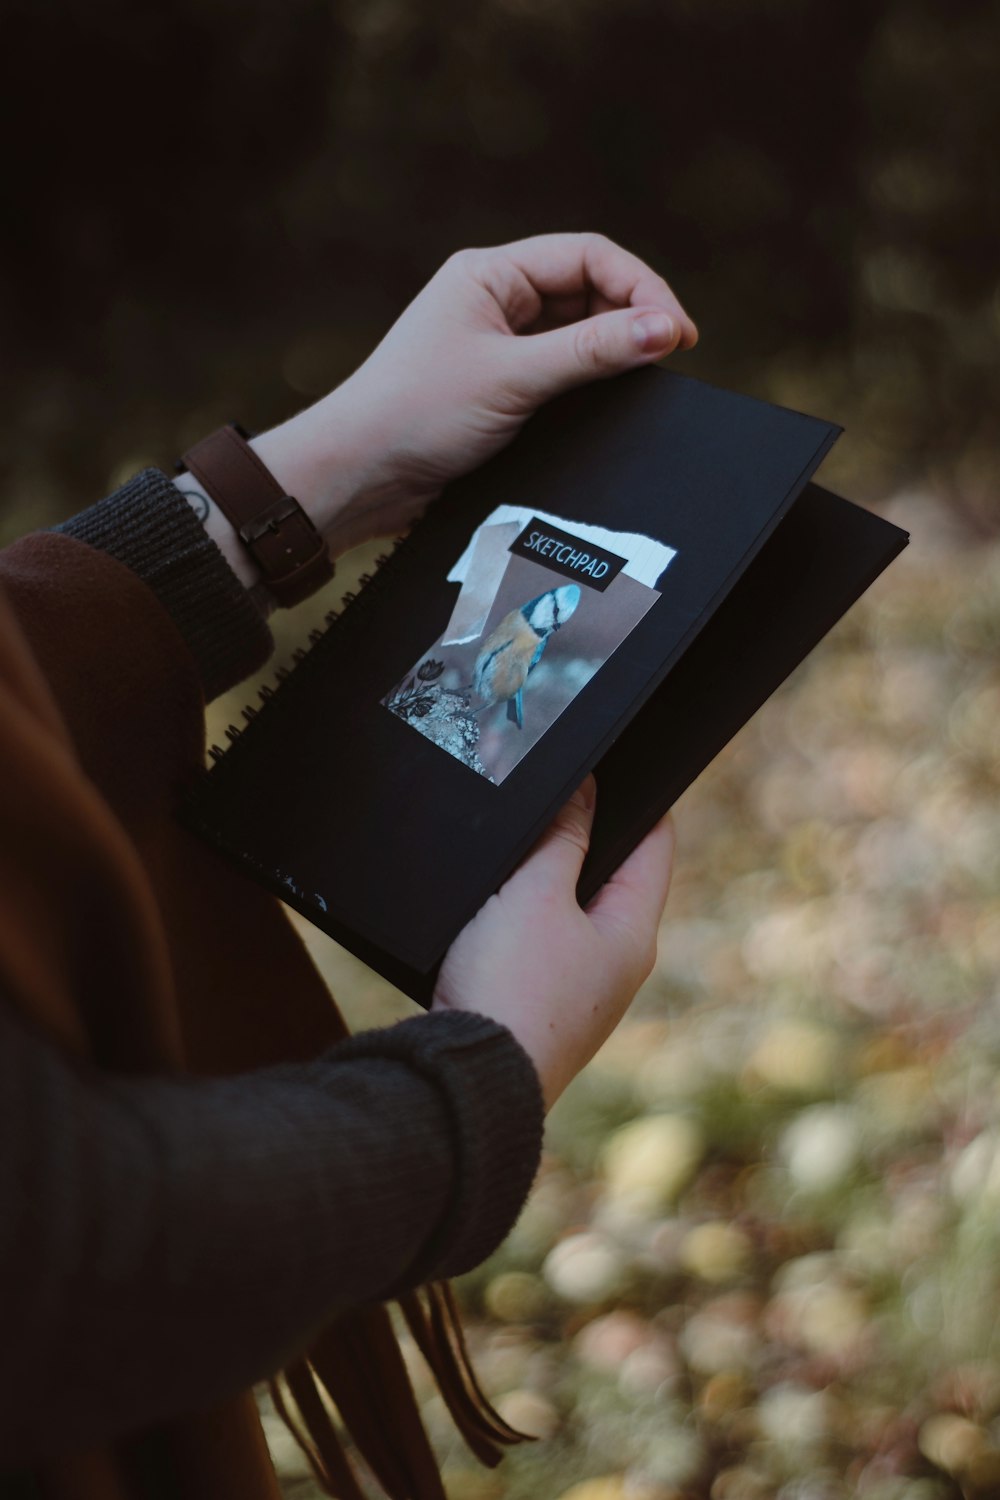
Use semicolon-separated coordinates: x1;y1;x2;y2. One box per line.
473;584;581;729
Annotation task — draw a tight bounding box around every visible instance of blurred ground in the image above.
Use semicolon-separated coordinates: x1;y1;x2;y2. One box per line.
4;0;997;1495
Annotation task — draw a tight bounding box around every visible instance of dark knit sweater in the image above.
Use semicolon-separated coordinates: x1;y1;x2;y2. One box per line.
0;470;544;1463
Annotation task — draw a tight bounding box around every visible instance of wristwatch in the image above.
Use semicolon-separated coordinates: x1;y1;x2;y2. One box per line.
178;423;334;609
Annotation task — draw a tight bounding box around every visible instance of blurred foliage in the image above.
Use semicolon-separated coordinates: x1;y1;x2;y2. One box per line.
7;1;998;1495
0;0;997;533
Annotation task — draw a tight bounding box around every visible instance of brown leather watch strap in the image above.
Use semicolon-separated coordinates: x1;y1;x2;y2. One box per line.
180;424;333;609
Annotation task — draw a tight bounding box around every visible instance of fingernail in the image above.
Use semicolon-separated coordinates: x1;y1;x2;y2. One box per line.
632;312;676;352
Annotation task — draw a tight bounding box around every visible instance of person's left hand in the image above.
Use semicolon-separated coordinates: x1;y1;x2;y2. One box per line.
251;232;697;558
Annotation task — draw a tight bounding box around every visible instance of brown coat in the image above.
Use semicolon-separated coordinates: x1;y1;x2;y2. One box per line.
0;530;535;1498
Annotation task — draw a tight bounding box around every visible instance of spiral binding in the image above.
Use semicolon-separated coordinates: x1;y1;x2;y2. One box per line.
201;539;409;778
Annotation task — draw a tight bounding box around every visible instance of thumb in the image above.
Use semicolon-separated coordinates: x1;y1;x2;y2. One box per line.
586;808;675;948
518;774;597;886
513;306;681;404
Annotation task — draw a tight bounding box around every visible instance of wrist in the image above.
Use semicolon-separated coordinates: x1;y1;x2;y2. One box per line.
172;471;270;603
249;382;416;557
430;993;563;1113
174;420;338;613
173;381;423;612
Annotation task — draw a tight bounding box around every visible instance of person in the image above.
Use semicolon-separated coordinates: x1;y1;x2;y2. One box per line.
0;232;694;1492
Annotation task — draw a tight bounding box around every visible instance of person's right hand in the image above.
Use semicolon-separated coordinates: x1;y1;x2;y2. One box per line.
248;234;696;559
430;777;675;1112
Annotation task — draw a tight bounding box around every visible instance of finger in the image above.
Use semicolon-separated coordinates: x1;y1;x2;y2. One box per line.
508;304;682;403
497;232;698;349
586;810;676;949
514;774;597;887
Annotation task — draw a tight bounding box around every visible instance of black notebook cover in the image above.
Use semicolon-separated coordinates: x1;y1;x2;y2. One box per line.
182;368;908;1003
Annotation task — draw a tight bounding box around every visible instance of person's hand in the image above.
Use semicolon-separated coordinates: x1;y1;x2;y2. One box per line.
251;232;697;559
430;777;676;1113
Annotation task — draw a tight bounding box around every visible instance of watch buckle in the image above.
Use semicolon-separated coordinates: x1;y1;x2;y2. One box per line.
238;496;304;546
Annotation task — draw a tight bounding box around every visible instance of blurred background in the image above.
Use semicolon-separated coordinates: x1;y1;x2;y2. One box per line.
4;2;998;1496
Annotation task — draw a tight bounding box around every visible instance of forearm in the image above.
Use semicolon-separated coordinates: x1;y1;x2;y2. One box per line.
0;1001;543;1463
54;390;409;703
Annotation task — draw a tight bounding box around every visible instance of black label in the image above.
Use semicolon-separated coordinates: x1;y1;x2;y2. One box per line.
509;517;627;592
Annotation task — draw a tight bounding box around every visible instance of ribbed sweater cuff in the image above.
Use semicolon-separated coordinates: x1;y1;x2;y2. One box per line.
326;1010;545;1293
55;468;274;703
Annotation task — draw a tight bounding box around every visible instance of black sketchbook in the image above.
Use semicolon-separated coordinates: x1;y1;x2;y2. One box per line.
181;368;909;1004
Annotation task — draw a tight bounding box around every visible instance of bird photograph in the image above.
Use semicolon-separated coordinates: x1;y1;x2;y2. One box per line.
383;575;592;782
472;584;582;730
383;546;660;783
